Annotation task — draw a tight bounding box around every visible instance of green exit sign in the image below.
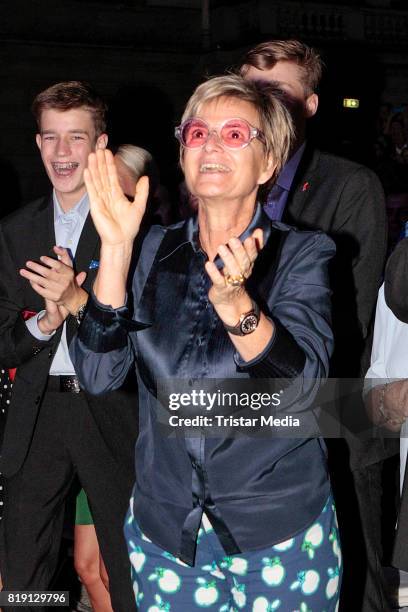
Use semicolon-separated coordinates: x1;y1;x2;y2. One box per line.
343;98;360;109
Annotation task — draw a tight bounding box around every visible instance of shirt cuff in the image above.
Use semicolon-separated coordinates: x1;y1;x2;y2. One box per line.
77;290;149;353
26;311;56;340
234;318;306;378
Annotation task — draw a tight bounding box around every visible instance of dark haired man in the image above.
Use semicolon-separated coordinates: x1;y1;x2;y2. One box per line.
0;81;137;611
242;41;393;611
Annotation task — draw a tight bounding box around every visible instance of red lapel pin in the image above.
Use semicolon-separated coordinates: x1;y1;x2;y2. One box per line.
302;182;310;192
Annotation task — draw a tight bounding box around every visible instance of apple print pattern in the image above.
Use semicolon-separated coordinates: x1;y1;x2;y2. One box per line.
125;496;341;610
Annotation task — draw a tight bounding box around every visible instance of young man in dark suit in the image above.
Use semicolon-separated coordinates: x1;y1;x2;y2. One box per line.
0;81;137;611
241;41;393;611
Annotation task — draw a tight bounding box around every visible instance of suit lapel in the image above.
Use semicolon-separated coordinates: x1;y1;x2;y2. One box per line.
73;213;100;292
20;195;56;313
32;194;56;259
66;213;100;343
283;146;320;225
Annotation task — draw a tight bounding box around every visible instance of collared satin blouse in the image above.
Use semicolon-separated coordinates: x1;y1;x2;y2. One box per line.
71;204;335;566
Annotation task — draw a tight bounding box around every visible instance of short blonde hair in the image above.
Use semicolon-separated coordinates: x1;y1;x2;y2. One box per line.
179;74;294;186
115;144;159;189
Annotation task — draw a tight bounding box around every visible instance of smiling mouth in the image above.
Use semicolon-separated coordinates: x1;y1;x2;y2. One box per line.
51;162;79;176
199;163;231;173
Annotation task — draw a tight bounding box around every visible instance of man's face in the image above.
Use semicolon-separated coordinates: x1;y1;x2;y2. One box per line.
36;107;107;209
244;60;318;142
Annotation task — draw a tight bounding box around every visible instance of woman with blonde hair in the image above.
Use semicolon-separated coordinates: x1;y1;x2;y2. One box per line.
72;74;341;610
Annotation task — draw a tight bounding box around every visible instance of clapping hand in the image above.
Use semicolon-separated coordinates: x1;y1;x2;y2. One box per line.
205;229;263;309
20;246;87;333
84;149;149;247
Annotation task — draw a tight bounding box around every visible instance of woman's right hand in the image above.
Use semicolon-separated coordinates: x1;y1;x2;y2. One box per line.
84;149;149;247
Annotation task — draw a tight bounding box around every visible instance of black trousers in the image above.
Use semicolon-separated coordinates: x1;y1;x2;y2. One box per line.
0;387;136;612
329;438;395;612
352;462;395;612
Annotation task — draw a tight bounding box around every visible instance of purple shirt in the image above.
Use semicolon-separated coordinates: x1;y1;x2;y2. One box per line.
264;142;306;221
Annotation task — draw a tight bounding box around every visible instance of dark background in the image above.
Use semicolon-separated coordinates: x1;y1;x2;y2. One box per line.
1;0;407;214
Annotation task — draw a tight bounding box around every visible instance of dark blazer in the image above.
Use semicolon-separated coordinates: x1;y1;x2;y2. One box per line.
0;195;138;479
393;460;408;571
281;145;394;472
282;145;387;378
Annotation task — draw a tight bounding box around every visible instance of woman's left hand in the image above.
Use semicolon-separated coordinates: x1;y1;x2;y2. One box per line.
205;229;263;317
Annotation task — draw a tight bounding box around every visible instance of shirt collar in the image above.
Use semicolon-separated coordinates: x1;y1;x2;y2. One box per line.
53;190;89;224
276;141;306;191
164;203;273;266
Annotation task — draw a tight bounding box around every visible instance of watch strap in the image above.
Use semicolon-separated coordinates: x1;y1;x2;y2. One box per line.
223;299;260;336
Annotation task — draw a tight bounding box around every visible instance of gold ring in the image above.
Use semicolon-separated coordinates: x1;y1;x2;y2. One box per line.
224;273;245;287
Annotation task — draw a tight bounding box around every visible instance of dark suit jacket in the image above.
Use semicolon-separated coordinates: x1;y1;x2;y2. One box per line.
0;195;138;479
283;145;387;378
393;461;408;571
282;145;395;468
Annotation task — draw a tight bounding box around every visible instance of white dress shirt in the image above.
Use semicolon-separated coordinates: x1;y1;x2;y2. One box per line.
26;191;89;375
365;284;408;492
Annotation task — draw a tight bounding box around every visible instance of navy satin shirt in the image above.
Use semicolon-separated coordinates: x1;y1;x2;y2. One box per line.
71;205;335;566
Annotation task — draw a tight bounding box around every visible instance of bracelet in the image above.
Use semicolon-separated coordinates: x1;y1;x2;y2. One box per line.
74;303;87;326
377;384;388;424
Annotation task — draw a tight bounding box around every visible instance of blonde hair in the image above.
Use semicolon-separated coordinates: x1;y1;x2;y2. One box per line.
115;144;159;189
179;74;294;185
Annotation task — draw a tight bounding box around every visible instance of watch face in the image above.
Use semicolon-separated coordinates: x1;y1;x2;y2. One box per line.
240;313;259;334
